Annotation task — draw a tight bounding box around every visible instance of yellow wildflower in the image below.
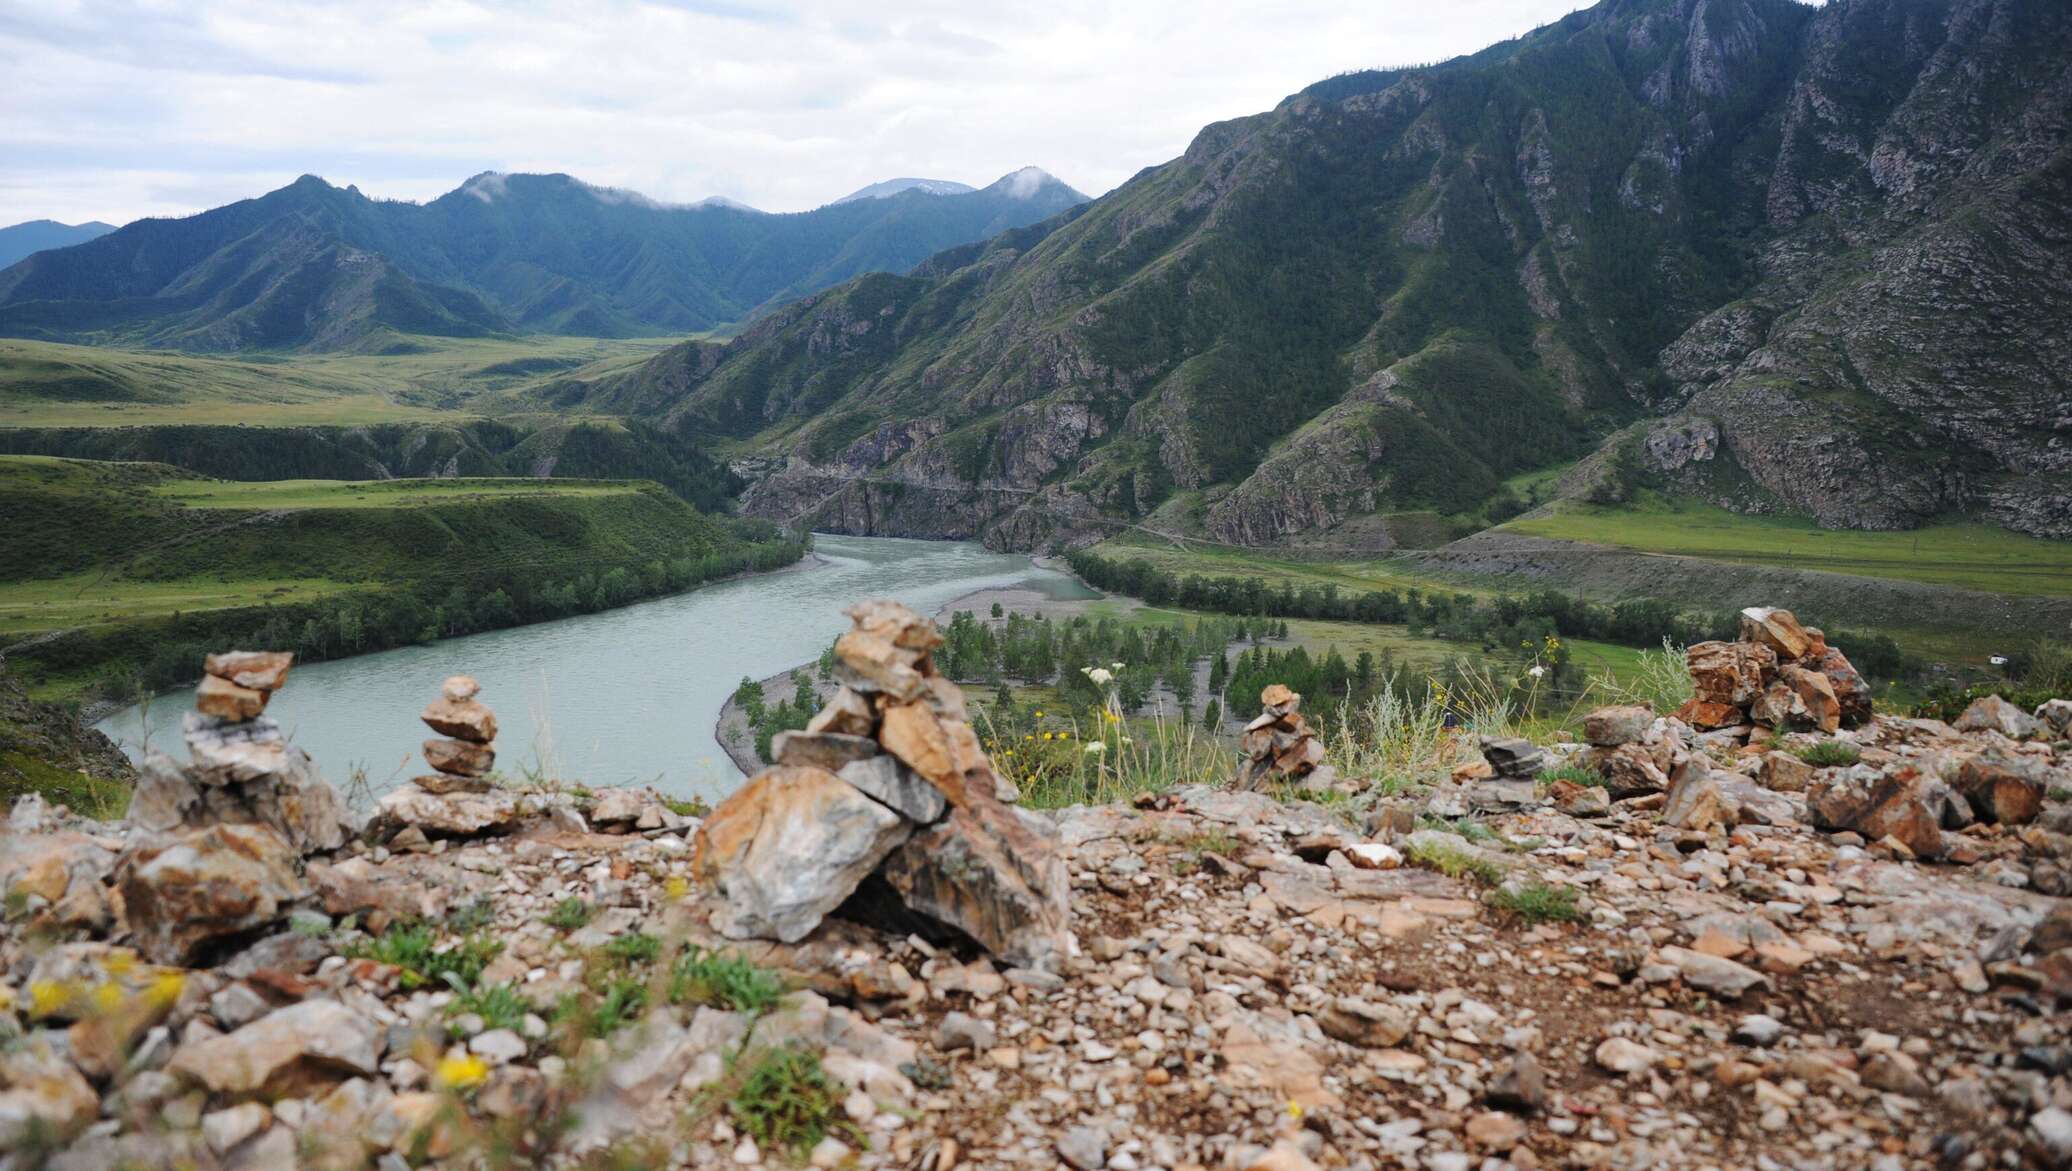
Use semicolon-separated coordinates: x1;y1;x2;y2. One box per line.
143;971;186;1011
1033;710;1044;718
92;982;123;1015
1042;732;1053;741
663;876;690;901
102;952;137;978
1287;1100;1305;1120
28;981;71;1019
435;1053;490;1090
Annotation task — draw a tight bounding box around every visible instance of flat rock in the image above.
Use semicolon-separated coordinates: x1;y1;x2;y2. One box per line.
773;730;882;771
422;737;494;777
837;753;948;824
695;764;911;944
168;1000;384;1099
196;674;267;721
372;786;520;839
420;697;496;744
204;650;294;692
1658;945;1770;998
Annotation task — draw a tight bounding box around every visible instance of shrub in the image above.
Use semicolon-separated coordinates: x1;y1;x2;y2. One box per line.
546;898;593;931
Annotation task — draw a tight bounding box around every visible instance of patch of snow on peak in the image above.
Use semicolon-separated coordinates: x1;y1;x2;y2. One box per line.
997;166;1053;198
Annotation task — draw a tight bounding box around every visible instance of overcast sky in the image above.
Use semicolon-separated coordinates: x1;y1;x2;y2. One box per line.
0;0;1598;227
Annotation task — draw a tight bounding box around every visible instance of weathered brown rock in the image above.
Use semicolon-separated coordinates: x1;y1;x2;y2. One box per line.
158;718;352;854
694;764;912;944
1596;743;1670;800
1750;678;1809;730
0;829;116;931
307;857;447;932
805;686;878;737
0;1034;99;1150
118;823;306;965
411;771;490;795
1814;647;1873;727
1954;694;2043;739
832;601;939;700
1583;705;1654;747
419;698;497;744
441;675;481;702
1806;769;1946;859
1759;751;1815;792
879;796;1070;970
1663;764;1739;833
1739;607;1813;661
1687;641;1778;707
1954;753;2047;825
1548;778;1611;817
1673;698;1746;730
1779;664;1841;733
167;1000;384;1099
205;650;295;693
773;730;882;771
196;674;267;721
423;737;494;777
371;786;520;838
879;700;994;806
837;754;949;824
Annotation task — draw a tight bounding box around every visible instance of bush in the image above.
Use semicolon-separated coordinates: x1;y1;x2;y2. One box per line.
725;1045;861;1157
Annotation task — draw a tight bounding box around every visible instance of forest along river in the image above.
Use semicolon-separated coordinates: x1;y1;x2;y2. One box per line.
96;535;1098;805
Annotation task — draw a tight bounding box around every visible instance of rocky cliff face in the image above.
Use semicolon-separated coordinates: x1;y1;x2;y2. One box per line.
594;0;2071;549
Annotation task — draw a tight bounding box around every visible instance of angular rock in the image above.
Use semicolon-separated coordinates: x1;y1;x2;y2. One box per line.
441;675;480;702
695;764;911;944
371;786;520;839
1486;1052;1548;1113
1478;736;1546;779
837;754;948;824
1658;945;1769;998
1672;698;1746;730
411;771;490;795
168;1000;383;1099
805;686;878;737
588;787;657;829
832;601;938;700
1806;768;1946;859
1315;997;1412;1048
1687;640;1778;706
1739;607;1813;661
1663;765;1738;833
1759;751;1814;792
206;651;295;692
1548;778;1611;817
879;700;995;806
0;829;116;931
2038;698;2072;736
0;1034;99;1151
1954;753;2048;825
1955;694;2042;739
307;857;446;932
419;698;496;744
119;823;306;965
196;674;266;721
1596;743;1669;800
1779;664;1841;733
173;718;350;853
422;737;494;777
1583;705;1654;747
773;730;882;772
1814;647;1873;727
878;797;1070;970
1751;678;1810;730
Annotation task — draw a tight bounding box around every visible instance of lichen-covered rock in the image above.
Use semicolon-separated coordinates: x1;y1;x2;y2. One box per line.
694;764;912;944
1739;607;1815;661
1953;753;2048;825
1954;695;2042;740
118;822;306;965
879;798;1070;970
1687;641;1778;707
1583;705;1654;747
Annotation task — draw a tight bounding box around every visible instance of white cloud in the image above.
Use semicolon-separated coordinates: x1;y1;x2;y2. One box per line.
0;0;1596;226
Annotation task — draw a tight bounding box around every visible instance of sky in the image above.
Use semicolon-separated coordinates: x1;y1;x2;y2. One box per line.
0;0;1598;227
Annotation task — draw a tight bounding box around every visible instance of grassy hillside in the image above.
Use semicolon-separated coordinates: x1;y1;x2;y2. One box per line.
0;456;804;701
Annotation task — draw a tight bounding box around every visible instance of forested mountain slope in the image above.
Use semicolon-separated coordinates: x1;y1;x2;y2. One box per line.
0;169;1086;351
592;0;2071;548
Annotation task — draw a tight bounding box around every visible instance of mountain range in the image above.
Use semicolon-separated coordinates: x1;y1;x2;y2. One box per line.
570;0;2071;547
0;220;115;270
0;168;1085;351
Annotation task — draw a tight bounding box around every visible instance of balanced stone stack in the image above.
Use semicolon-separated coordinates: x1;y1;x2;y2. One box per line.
1676;606;1871;734
194;650;294;722
694;600;1070;970
1237;684;1331;790
416;675;498;795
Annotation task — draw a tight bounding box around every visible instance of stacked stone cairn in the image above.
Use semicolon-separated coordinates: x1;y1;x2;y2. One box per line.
1237;684;1332;790
694;600;1070;970
120;650;352;965
416;675;498;795
1676;606;1871;734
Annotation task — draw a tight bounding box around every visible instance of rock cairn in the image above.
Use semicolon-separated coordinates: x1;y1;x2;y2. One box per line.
695;600;1070;970
369;676;522;838
118;650;352;964
1678;606;1871;734
416;675;498;795
1238;684;1331;790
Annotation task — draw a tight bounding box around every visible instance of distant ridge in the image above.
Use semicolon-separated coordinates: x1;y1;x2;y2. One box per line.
834;178;978;204
0;220;117;270
0;169;1086;349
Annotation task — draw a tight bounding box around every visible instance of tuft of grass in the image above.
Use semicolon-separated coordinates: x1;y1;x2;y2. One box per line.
1404;836;1507;887
1793;741;1861;767
445;898;497;934
668;947;784;1014
446;978;535;1034
1583;639;1694;715
662;796;711;818
347;922;501;991
1538;762;1605;788
546;898;593;931
725;1044;863;1157
601;933;661;968
1486;881;1582;924
553;979;648;1040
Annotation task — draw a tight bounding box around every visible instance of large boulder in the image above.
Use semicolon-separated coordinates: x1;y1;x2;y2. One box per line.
1814;647;1873;727
1955;695;2043;740
1953;753;2049;825
0;828;117;931
370;785;520;839
878;798;1070;970
1687;641;1778;707
167;1000;384;1099
1778;664;1841;734
878;700;999;806
1583;706;1654;747
1805;768;1949;858
694;764;912;944
118;823;306;965
168;715;351;853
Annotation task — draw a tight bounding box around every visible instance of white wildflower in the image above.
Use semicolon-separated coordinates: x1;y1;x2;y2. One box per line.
1084;667;1115;686
1526;665;1547;679
1083;741;1107;754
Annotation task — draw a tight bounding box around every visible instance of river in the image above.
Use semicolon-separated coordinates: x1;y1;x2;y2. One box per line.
95;535;1097;804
